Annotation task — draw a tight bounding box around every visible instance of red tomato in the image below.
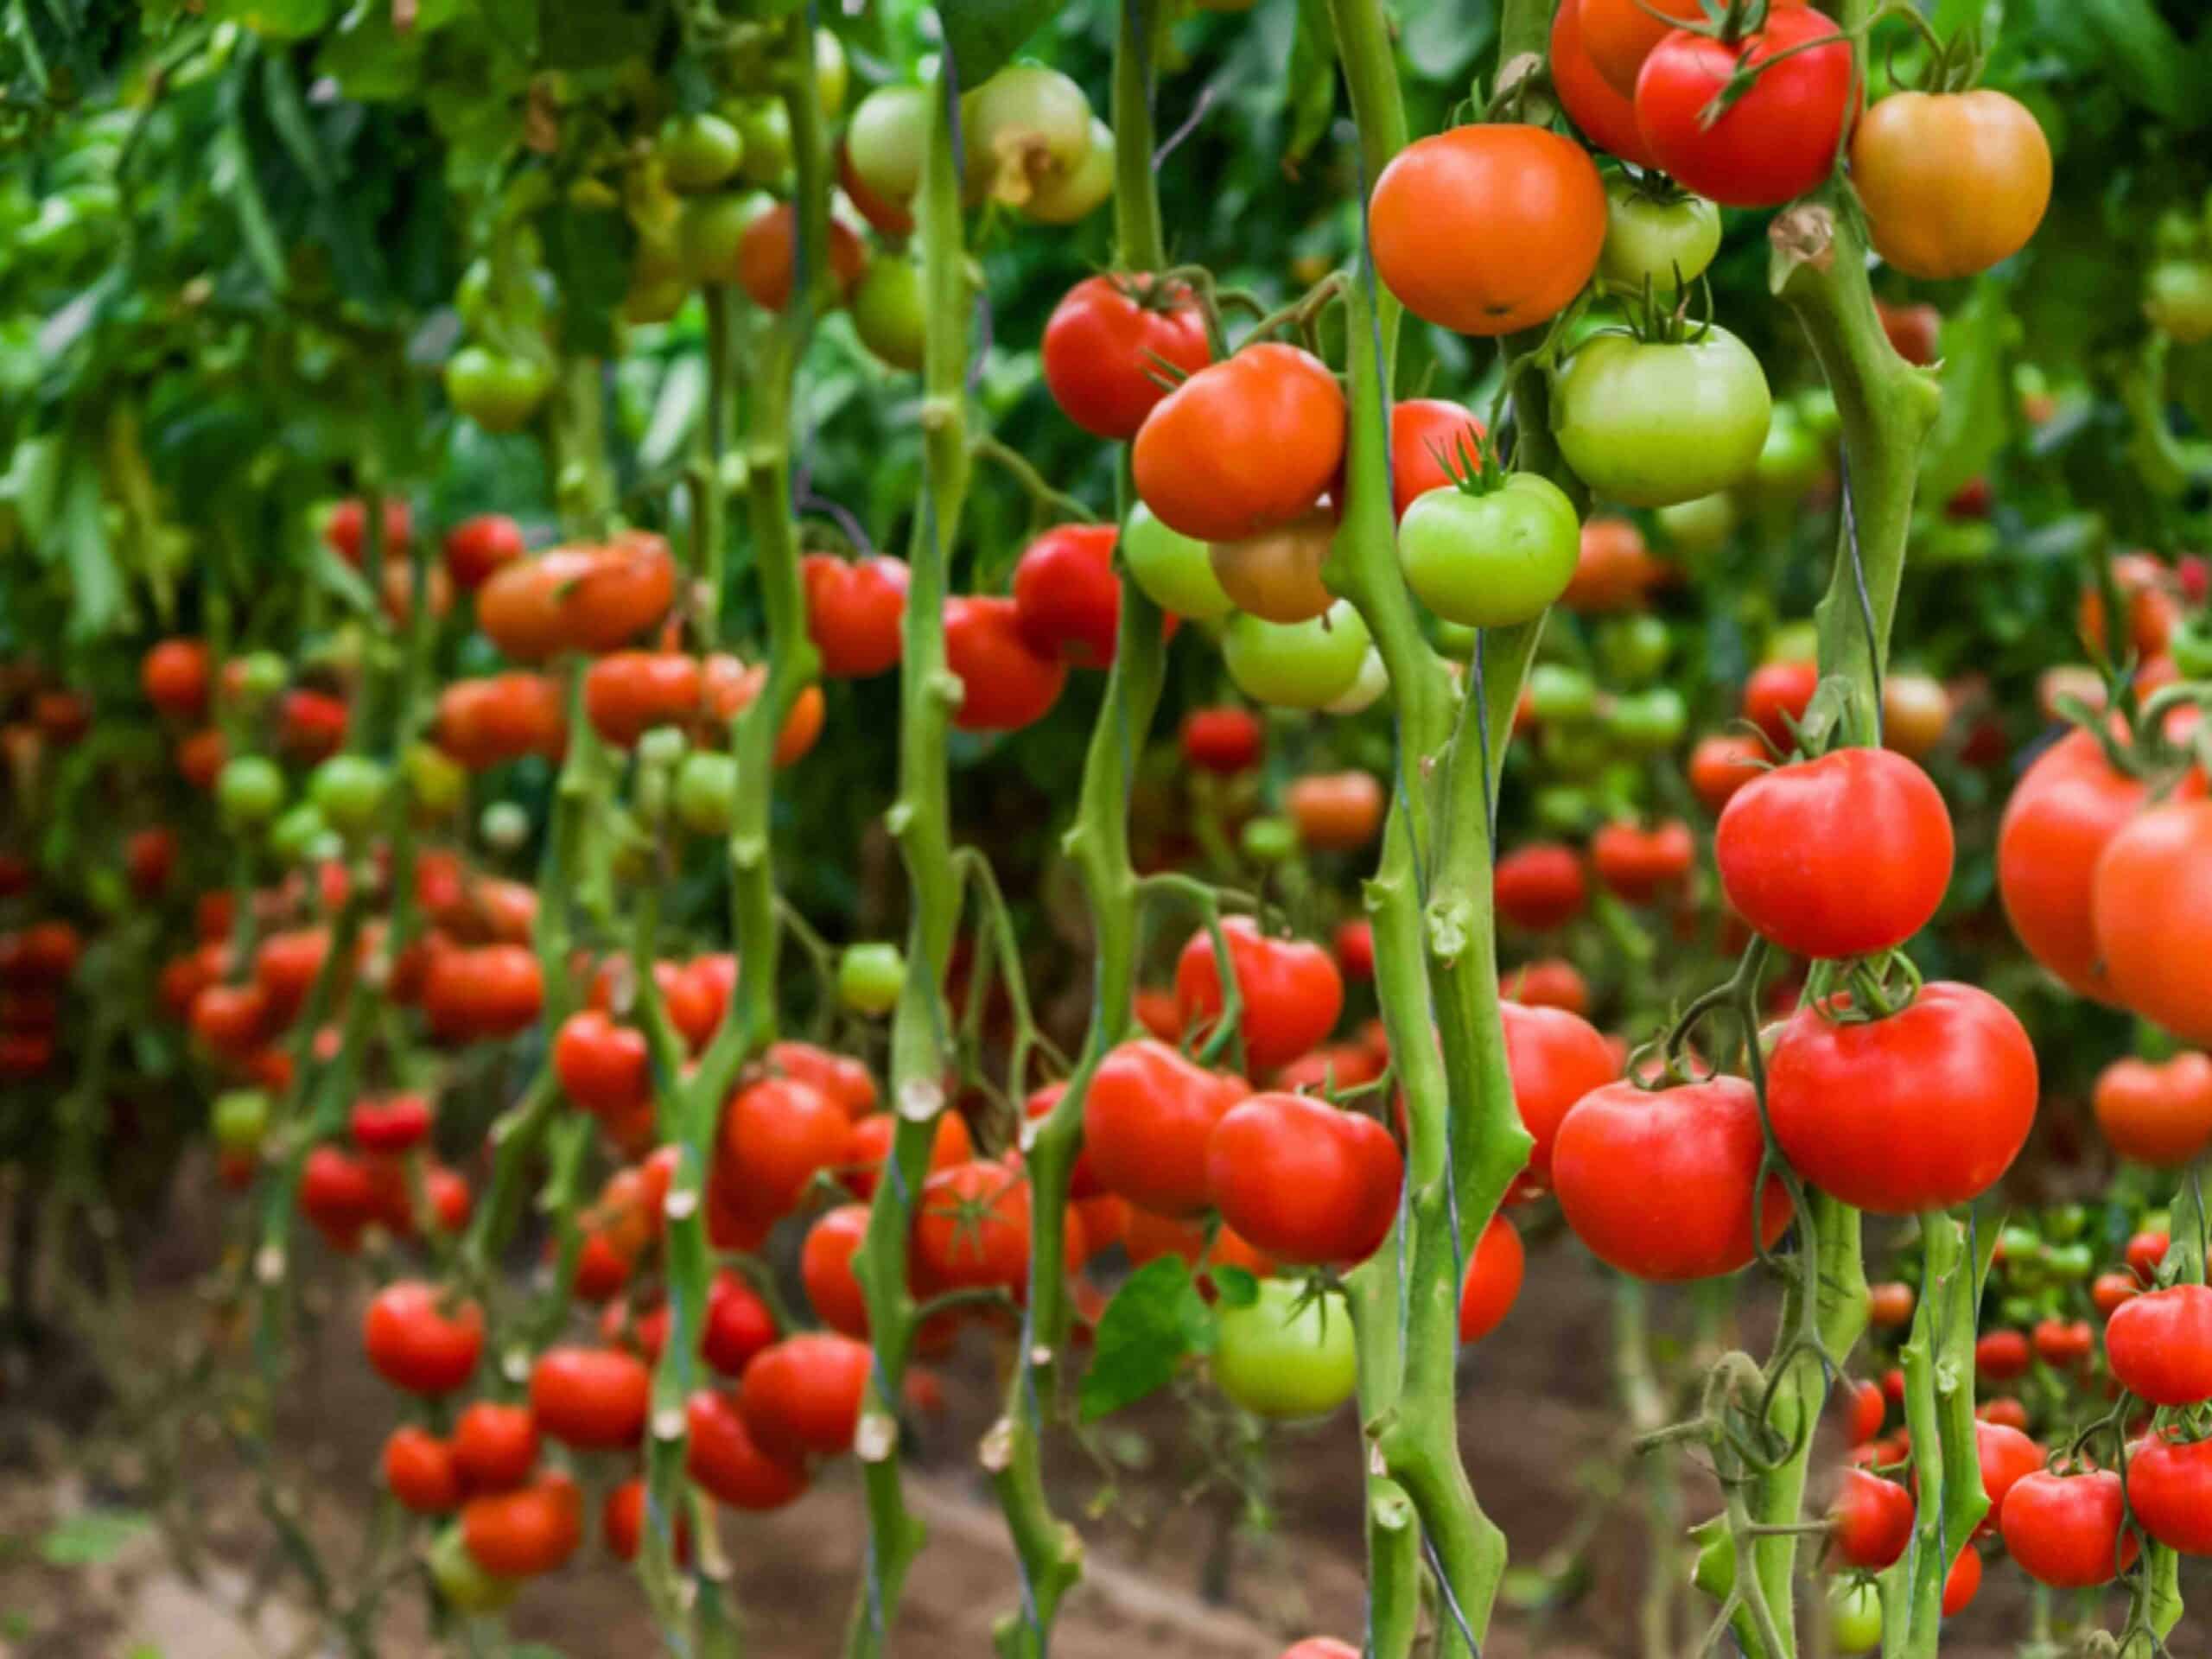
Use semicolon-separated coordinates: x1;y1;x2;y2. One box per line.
300;1145;378;1246
1173;917;1344;1075
1878;301;1942;367
582;652;702;748
840;1109;972;1201
1495;842;1586;931
452;1401;539;1495
528;1346;651;1450
474;533;676;661
702;1268;779;1376
2127;1230;2171;1285
1370;124;1606;336
1550;0;1659;166
553;1010;652;1117
766;1040;876;1117
1082;1039;1251;1216
383;1426;461;1515
1181;706;1263;775
1843;1378;1885;1446
736;204;865;311
2094;1051;2212;1166
943;595;1069;733
1562;516;1669;613
1205;1093;1402;1267
362;1281;483;1396
1999;1469;2138;1587
350;1091;433;1155
2092;1272;2142;1317
1133;344;1345;543
1286;772;1385;852
1501;1001;1618;1185
1553;1077;1792;1281
1041;274;1212;440
801;1203;874;1337
1332;919;1376;984
1634;9;1855;207
1390;399;1488;519
435;673;567;771
277;689;347;761
325;496;412;566
443;513;526;591
1688;734;1767;814
2031;1317;2093;1370
1975;1328;2031;1382
142;638;211;720
1013;524;1124;668
802;553;909;678
738;1332;873;1459
2105;1284;2212;1407
424;944;543;1042
1457;1213;1525;1343
716;1075;850;1224
1742;658;1818;747
1122;1206;1274;1279
1504;957;1592;1016
1767;982;2035;1215
1942;1545;1983;1617
1590;819;1693;905
914;1157;1067;1299
2094;800;2212;1044
686;1389;810;1510
461;1472;582;1578
1974;1421;2044;1535
2127;1433;2212;1555
601;1476;690;1565
1830;1467;1914;1568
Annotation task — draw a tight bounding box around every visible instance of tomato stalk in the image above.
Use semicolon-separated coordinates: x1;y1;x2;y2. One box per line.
845;60;971;1657
2137;1169;2206;1640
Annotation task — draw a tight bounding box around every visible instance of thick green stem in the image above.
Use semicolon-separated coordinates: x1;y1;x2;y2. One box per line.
846;64;971;1657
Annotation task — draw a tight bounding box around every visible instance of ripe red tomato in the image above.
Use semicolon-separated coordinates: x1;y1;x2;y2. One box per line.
801;1203;874;1338
475;533;676;661
325;496;412;566
363;1281;483;1396
553;1010;652;1117
767;1040;876;1118
1974;1421;2044;1535
1457;1213;1525;1343
1370;124;1605;336
1205;1093;1401;1267
2000;1469;2138;1587
1133;344;1345;543
1688;734;1767;814
452;1401;539;1495
1500;1001;1618;1185
1942;1544;1983;1616
717;1075;849;1224
1181;706;1263;775
1974;1328;2031;1381
1580;0;1805;99
582;652;702;748
1553;1077;1791;1281
2079;553;2179;659
528;1346;649;1451
1495;842;1587;931
600;1476;691;1565
1041;274;1212;439
1767;982;2035;1215
2105;1284;2212;1406
1830;1467;1914;1568
350;1091;432;1155
383;1426;463;1518
1550;0;1659;167
435;673;567;771
1331;920;1376;985
1635;9;1855;208
442;513;525;591
1842;1378;1885;1445
1173;917;1344;1075
2094;800;2212;1044
1389;399;1487;520
1718;747;1952;959
841;1109;972;1200
912;1158;1052;1296
943;595;1070;733
2031;1317;2093;1370
1084;1039;1253;1216
424;944;543;1042
2093;1271;2142;1317
461;1472;583;1579
739;1332;872;1458
687;1388;810;1509
2094;1052;2212;1166
1741;658;1818;746
802;553;909;678
2127;1229;2172;1285
701;1268;779;1376
142;638;211;720
1013;524;1123;667
2127;1433;2212;1554
1590;819;1693;904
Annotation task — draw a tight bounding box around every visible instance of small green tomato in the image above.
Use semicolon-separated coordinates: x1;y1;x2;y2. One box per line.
1213;1279;1357;1419
1397;473;1580;629
839;942;906;1015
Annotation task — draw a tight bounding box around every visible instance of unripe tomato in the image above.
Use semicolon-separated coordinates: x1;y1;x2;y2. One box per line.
838;942;904;1014
674;751;740;836
1852;91;2049;278
1214;1278;1357;1419
444;346;552;433
1634;8;1856;208
1827;1578;1882;1654
851;255;925;372
1399;474;1580;627
2145;259;2212;344
217;754;286;828
1222;601;1372;710
1123;503;1232;621
1023;115;1113;225
1554;327;1772;506
944;595;1068;732
308;753;388;836
660;111;744;193
846;85;927;206
1596;176;1719;296
960;64;1093;211
1134;344;1344;543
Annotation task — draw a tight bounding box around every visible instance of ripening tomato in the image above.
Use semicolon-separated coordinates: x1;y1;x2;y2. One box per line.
1285;771;1384;852
2128;1434;2212;1555
1550;0;1659;167
2094;800;2212;1044
475;533;676;661
1084;1039;1252;1216
1458;1213;1525;1343
2105;1285;2212;1407
717;1075;850;1224
1717;747;1953;958
1553;1077;1791;1281
1213;1278;1357;1420
1590;819;1692;904
1502;1001;1618;1185
1830;1467;1914;1568
1133;344;1344;543
1635;9;1856;208
1743;658;1818;747
686;1389;809;1510
1211;506;1338;626
1174;918;1344;1075
384;1427;462;1515
1389;400;1487;520
944;596;1069;733
1041;274;1212;439
452;1402;539;1496
801;1204;874;1337
2094;1052;2212;1166
461;1473;583;1579
740;1332;872;1458
1852;92;2050;280
2000;1470;2137;1587
1205;1093;1401;1267
363;1281;483;1396
435;673;567;770
529;1346;650;1450
1554;327;1772;506
802;553;908;678
1881;671;1952;760
734;203;865;311
1371;124;1605;336
1013;524;1124;666
1767;982;2036;1215
582;652;702;748
1181;707;1263;775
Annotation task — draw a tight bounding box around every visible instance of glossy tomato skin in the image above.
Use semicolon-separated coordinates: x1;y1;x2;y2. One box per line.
1999;1470;2137;1587
802;553;908;678
1213;1279;1357;1420
1550;0;1660;167
582;652;702;748
1181;707;1263;775
739;1332;872;1458
1133;344;1345;543
1084;1039;1251;1215
1717;748;1953;959
461;1472;583;1579
943;596;1070;733
1830;1467;1914;1568
717;1076;850;1225
2094;1052;2212;1166
1013;524;1125;666
363;1281;483;1396
913;1159;1046;1296
528;1346;651;1450
1690;734;1767;813
1370;124;1605;336
686;1389;809;1510
1205;1093;1402;1267
1635;9;1856;208
435;673;567;770
443;513;525;591
1399;473;1580;628
1457;1213;1525;1343
452;1402;539;1495
802;1205;874;1337
1767;982;2036;1215
1974;1421;2044;1535
1554;327;1772;506
1286;771;1384;852
1743;658;1819;747
2105;1284;2212;1407
1553;1077;1792;1281
1211;507;1338;626
1173;917;1345;1075
142;638;212;719
1500;1001;1618;1184
2093;800;2212;1044
384;1427;463;1514
1042;274;1212;439
1852;92;2050;280
702;1268;779;1376
1389;400;1487;519
2127;1434;2212;1554
475;535;676;661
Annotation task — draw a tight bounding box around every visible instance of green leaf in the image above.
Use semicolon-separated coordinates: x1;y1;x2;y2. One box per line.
258;53;332;197
2075;0;2190;121
1077;1255;1213;1422
941;0;1063;90
315;7;424;101
1209;1263;1260;1308
1917;278;2010;505
1283;0;1336;167
39;1509;150;1567
55;448;124;642
639;357;705;474
539;0;656;73
540;200;633;359
207;0;332;37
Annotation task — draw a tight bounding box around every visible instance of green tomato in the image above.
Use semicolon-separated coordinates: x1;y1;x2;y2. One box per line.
1795;387;1841;447
213;1089;270;1153
309;753;389;836
2170;613;2212;678
480;801;531;854
2145;260;2212;344
659;111;744;193
625;276;690;327
682;191;767;287
852;256;925;372
1222;601;1372;710
1539;721;1612;779
2044;1203;2088;1243
217;755;286;828
1654;492;1735;558
1241;816;1296;865
267;802;329;864
1526;663;1598;724
839;942;905;1015
1605;686;1688;753
1124;503;1233;621
2044;1243;2094;1283
428;1524;520;1617
1322;647;1389;715
444;346;553;434
1767;622;1819;666
2154;207;2203;259
961;66;1092;206
1533;785;1595;836
637;726;690;771
1213;1279;1357;1420
1828;1579;1882;1654
235;651;289;707
847;85;928;205
1554;326;1772;507
1023;117;1114;226
1751;407;1822;503
404;742;467;820
1593;614;1671;686
729;97;793;187
674;752;740;836
813;29;849;118
1596;178;1720;296
1397;474;1580;628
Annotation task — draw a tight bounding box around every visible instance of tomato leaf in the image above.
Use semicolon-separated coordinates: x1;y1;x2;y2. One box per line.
941;1;1064;91
1208;1263;1260;1308
540;200;633;359
1077;1255;1213;1422
1283;0;1337;167
2074;0;2195;124
1917;278;2011;506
